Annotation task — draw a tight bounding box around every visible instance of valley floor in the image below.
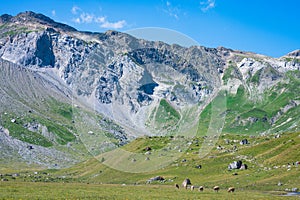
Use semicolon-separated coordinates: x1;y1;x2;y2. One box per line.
0;182;296;200
1;132;299;199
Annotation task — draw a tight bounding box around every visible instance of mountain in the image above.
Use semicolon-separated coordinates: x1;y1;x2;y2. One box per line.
0;11;300;168
199;51;300;136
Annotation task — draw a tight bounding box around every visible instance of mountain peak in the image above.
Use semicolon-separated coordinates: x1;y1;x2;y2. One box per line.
0;11;77;32
14;11;58;26
285;49;300;58
0;14;13;23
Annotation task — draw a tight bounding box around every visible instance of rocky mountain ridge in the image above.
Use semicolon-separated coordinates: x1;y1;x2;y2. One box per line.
0;11;76;32
0;12;227;135
0;11;300;168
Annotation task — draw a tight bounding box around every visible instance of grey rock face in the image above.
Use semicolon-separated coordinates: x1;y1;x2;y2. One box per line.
96;60;124;104
1;31;55;67
34;32;55;67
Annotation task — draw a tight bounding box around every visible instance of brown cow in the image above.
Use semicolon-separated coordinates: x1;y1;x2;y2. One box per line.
213;186;220;192
228;187;235;193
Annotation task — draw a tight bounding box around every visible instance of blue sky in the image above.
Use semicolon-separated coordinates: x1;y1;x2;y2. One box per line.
0;0;299;57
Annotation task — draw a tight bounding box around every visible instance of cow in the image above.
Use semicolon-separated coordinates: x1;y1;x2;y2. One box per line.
213;186;220;192
182;178;192;189
199;186;204;192
228;187;235;193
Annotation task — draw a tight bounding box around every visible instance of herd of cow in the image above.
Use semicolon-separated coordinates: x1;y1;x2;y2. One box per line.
176;178;235;193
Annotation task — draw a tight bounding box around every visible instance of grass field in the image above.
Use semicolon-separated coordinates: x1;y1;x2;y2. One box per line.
0;182;296;200
1;131;299;199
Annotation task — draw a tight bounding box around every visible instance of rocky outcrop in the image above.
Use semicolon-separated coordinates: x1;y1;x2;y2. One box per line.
34;32;55;67
270;100;300;124
0;126;78;168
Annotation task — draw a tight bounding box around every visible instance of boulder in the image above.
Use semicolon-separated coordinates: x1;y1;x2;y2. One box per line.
228;160;243;170
240;164;248;170
195;165;202;169
88;131;94;135
240;139;249;145
27;145;34;150
147;176;165;183
144;146;152;151
292;188;298;192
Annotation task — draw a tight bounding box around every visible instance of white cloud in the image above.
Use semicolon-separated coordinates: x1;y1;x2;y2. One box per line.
73;18;81;23
95;16;106;23
70;6;126;29
80;13;94;23
163;1;180;19
100;20;126;29
200;0;216;12
71;6;81;15
51;10;56;17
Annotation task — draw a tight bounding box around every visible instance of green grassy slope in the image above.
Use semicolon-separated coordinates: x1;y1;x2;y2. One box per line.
147;99;181;133
3;131;298;194
0;99;76;147
199;68;300;135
